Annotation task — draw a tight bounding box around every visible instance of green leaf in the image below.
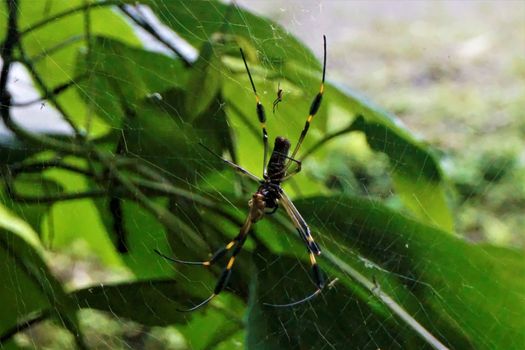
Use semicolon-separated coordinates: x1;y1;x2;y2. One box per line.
75;36;189;128
144;0;319;70
185;40;223;121
41;165;122;266
91;198;175;279
73;279;195;327
247;246;428;349
349;113;453;232
123;88;231;181
177;293;244;350
283;61;455;231
264;195;523;349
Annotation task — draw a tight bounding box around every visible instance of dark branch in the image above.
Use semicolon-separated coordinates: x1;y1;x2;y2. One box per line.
118;4;192;67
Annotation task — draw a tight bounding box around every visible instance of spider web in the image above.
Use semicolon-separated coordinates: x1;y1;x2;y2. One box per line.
3;1;524;349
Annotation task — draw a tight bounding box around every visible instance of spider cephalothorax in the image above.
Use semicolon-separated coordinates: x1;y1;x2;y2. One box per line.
156;36;327;311
257;136;291;210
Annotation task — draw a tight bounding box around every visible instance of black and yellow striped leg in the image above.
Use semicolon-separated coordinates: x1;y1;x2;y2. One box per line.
263;191;325;308
239;48;269;177
182;232;250;312
279;190;321;256
154;234;240;267
288;35;327;163
264;251;325;308
173;213;255;312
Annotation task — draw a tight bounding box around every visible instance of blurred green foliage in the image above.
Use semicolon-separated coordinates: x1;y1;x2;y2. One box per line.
0;1;523;349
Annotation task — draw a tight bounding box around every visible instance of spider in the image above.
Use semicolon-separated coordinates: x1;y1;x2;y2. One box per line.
272;81;283;113
156;35;327;311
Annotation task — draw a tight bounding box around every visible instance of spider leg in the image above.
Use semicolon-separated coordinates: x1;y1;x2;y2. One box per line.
199;142;261;183
173;208;261;312
272;82;283;114
279;190;321;255
287;35;327;165
280;158;302;181
263;250;325;308
263;191;325;308
179;227;251;312
154;233;240;266
272;98;280;114
240;48;269;177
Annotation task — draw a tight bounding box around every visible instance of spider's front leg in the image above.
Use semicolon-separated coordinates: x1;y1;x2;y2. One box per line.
288;35;327;163
198;142;261;183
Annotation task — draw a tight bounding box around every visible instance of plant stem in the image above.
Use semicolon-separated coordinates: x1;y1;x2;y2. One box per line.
18;0;120;37
97;152;208;250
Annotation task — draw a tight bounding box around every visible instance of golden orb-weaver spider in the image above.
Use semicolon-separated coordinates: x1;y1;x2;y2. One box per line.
156;35;327;311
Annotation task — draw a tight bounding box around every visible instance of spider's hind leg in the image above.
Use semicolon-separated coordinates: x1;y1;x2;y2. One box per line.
154;233;242;267
179;230;250;312
263;251;326;308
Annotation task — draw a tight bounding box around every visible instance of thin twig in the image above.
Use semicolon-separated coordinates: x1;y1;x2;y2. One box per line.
17;44;83;137
300;121;356;161
0;21;87;155
9;159;94;176
118;4;192;67
11;74;88;107
96;152;207;250
30;34;85;62
83;0;95;135
6;189;109;204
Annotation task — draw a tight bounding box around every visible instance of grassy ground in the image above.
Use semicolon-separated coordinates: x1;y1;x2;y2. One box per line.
242;0;525;247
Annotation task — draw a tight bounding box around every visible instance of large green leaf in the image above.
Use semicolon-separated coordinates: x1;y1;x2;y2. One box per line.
73;279;244;349
247;247;428;349
177;293;245;350
123;87;232;182
247;195;524;349
341;99;453;232
73;279;194;327
165;0;453;229
184;40;224;121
